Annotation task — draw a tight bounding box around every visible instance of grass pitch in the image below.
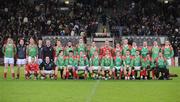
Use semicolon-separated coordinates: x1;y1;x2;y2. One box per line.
0;66;180;102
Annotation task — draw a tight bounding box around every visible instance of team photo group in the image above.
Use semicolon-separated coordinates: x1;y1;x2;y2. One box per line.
2;37;174;80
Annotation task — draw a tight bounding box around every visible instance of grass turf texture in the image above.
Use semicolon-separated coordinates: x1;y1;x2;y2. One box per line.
0;66;180;102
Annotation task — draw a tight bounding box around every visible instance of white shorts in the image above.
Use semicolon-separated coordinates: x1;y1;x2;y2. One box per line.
4;57;14;64
114;66;122;70
134;66;141;71
28;56;37;63
57;66;64;69
103;66;110;70
78;66;86;70
67;65;74;69
16;59;26;65
44;70;54;75
29;71;38;74
38;59;43;65
166;58;172;66
92;66;100;70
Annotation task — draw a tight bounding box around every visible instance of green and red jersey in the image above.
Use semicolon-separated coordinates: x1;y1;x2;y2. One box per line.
2;44;16;58
162;46;174;59
77;55;89;66
56;55;66;67
89;56;100;66
113;56;123;67
131;55;141;66
26;45;38;57
76;44;86;55
122;44;130;56
155;57;167;68
64;46;74;56
65;56;77;66
151;46;160;60
140;46;150;58
101;55;113;68
141;57;153;68
55;46;63;57
130;46;138;56
122;55;133;66
89;47;99;58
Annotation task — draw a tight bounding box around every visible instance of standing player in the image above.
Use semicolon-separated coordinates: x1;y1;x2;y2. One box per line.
130;42;138;56
101;51;113;80
89;42;99;58
89;51;101;79
100;40;112;56
113;43;122;57
112;51;123;79
140;41;150;58
54;40;64;62
40;56;57;79
161;41;174;67
25;57;39;80
76;38;86;55
43;40;54;61
37;39;43;65
26;37;38;63
122;39;130;56
2;38;16;79
123;50;133;80
151;41;160;60
55;50;66;79
16;39;26;79
131;50;141;80
65;51;77;79
64;41;74;56
76;51;89;79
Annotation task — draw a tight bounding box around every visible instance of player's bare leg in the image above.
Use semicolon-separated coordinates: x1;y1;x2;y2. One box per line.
127;68;131;80
62;68;66;79
89;67;94;78
131;69;135;80
10;64;15;79
144;69;147;80
16;64;21;79
108;69;112;79
101;69;105;79
4;63;8;79
124;67;128;80
119;68;123;79
84;70;88;79
33;71;39;80
112;68;117;79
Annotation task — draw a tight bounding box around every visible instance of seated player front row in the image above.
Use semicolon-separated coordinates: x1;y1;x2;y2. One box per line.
25;50;170;80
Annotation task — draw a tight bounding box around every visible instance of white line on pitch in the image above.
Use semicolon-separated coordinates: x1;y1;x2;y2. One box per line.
86;80;100;102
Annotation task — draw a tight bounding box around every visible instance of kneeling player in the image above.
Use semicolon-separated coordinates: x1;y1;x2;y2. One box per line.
89;51;101;79
131;51;141;80
25;57;39;80
40;56;57;80
123;50;133;80
76;51;89;79
101;51;113;80
55;50;66;79
65;51;77;79
112;51;123;79
155;52;169;80
141;54;153;80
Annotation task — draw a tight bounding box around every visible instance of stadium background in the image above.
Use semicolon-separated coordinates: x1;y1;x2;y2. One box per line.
0;0;179;66
0;0;180;102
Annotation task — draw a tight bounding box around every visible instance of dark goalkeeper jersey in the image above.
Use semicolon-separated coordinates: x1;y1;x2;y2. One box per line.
40;61;56;70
